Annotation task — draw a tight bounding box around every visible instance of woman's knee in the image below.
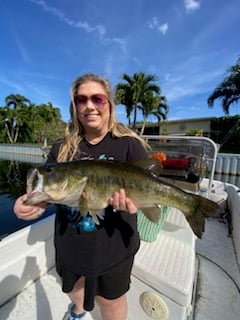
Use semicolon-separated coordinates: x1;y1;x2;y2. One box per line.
96;294;126;309
72;276;85;291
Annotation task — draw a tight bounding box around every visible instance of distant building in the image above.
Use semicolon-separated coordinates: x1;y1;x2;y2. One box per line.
137;117;216;136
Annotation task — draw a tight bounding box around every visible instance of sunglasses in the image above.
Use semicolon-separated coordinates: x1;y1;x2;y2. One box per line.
74;94;108;109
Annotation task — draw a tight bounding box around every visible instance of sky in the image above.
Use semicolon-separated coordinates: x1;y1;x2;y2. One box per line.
0;0;239;124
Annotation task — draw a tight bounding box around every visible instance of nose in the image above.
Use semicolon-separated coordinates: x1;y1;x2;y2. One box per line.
85;98;96;109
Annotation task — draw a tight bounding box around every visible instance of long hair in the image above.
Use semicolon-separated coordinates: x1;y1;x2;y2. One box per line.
57;73;150;161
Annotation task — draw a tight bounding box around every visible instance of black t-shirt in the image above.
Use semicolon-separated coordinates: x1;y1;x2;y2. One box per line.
48;132;148;276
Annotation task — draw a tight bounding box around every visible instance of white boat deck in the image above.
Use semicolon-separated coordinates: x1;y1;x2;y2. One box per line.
195;219;240;320
0;188;240;320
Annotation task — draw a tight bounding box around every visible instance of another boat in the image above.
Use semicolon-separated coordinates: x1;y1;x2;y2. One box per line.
0;136;239;320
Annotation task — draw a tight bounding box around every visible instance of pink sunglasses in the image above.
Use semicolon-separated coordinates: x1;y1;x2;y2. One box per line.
74;94;108;109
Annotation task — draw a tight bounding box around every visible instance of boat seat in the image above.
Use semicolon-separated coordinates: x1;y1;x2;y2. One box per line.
133;214;196;308
165;207;191;229
162;207;196;248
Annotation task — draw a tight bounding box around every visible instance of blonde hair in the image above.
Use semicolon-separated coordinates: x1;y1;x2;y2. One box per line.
57;73;150;161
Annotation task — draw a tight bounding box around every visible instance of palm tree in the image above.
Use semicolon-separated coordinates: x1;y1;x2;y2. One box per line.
0;95;62;143
33;103;61;143
3;94;31;143
208;57;240;114
115;72;160;129
139;93;169;135
114;84;133;126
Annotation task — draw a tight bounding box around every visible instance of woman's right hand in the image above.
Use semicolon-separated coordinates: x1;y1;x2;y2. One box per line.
13;194;48;221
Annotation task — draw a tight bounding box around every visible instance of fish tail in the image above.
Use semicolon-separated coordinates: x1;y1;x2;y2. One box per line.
198;195;220;218
186;195;219;238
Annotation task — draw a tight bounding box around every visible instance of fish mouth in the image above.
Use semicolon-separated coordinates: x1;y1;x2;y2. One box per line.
24;191;51;205
25;169;50;204
26;169;42;193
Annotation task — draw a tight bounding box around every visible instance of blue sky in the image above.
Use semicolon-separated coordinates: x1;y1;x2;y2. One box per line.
0;0;239;124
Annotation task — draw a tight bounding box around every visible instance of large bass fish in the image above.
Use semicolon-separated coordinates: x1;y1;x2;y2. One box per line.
24;159;219;237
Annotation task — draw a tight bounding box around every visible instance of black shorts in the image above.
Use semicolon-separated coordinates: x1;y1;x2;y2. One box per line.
56;255;134;310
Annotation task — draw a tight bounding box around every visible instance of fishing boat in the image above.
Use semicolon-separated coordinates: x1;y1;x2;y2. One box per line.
0;136;239;320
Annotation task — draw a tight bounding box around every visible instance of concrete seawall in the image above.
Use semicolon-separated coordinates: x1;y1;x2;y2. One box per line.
0;144;49;160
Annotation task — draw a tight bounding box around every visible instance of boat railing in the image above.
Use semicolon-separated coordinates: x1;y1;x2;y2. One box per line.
141;135;218;198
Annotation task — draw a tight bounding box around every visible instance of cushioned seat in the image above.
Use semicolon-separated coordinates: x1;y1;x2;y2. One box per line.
132;231;196;307
162;207;196;248
165;207;191;229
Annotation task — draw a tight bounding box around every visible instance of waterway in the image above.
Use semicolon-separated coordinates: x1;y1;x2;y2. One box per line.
0;159;54;240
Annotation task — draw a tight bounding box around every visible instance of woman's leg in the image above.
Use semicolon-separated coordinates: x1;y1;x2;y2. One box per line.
68;279;128;319
68;276;86;314
96;294;128;320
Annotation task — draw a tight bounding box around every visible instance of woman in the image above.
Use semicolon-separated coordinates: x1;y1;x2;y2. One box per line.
14;74;150;320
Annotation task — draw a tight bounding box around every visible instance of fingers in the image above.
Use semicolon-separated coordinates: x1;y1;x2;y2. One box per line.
125;197;138;214
13;195;47;220
108;189;137;214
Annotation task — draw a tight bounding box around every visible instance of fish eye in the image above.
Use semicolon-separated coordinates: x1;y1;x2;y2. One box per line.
38;165;52;174
45;165;53;173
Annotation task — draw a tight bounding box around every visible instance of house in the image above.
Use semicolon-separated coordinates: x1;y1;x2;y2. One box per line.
137;117;216;136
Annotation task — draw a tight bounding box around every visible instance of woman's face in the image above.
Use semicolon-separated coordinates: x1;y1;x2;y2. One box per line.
75;81;111;134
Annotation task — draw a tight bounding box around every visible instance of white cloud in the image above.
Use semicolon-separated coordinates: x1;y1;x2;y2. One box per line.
15;37;30;64
1;76;24;93
148;17;159;29
162;54;226;102
111;38;127;53
184;0;200;13
164;73;184;84
29;0;126;51
148;17;168;35
164;68;221;101
103;53;114;78
159;23;168;35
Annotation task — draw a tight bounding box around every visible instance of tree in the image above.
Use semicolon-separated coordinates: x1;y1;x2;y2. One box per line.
139;93;169;135
0;94;64;144
1;94;31;143
30;103;61;143
115;72;161;129
210;115;240;153
114;83;133;126
208;57;240;114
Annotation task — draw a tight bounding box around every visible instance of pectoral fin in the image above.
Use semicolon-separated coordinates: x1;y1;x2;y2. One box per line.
79;191;89;217
139;206;162;224
89;209;105;225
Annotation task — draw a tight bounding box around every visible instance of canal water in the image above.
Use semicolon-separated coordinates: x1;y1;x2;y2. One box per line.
0;158;55;240
0;157;239;240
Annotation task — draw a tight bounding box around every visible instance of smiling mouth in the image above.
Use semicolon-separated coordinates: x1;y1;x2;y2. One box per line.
84;113;99;117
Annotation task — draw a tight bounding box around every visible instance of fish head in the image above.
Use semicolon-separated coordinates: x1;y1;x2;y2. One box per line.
24;163;88;206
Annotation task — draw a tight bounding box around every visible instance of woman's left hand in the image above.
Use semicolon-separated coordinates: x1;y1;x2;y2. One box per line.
108;188;137;214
